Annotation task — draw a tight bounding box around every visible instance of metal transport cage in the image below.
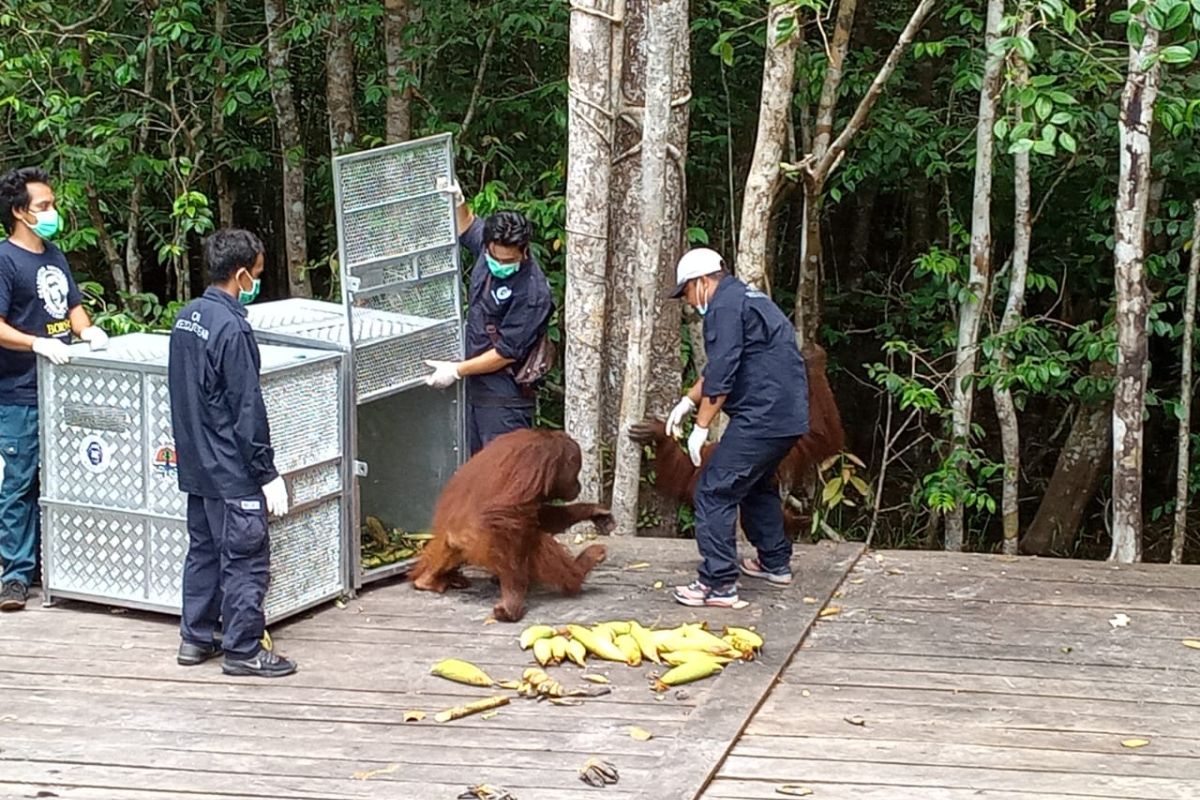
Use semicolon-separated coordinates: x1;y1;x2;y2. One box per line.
248;132;467;588
37;333;350;622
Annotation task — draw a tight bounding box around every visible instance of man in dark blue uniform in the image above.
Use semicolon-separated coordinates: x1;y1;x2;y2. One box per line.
424;182;554;455
168;229;295;677
665;248;810;608
0;167;108;612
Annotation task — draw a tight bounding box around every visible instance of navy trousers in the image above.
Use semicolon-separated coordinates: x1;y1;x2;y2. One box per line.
181;494;270;659
0;404;40;588
693;422;800;588
467;403;533;456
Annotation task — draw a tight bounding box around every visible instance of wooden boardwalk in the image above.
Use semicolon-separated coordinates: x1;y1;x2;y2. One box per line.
701;550;1200;800
0;538;860;800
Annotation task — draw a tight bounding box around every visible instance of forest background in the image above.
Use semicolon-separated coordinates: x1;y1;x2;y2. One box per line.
1;0;1198;562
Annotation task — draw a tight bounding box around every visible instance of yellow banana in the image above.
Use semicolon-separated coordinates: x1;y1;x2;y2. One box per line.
656;627;740;658
615;633;642;667
533;638;555;666
430;658;494;687
628;621;660;664
523;667;550;686
594;620;631;637
724;626;763;649
661;650;733;667
519;624;556;650
654;656;724;689
567;624;628;662
566;639;588;668
550;635;569;663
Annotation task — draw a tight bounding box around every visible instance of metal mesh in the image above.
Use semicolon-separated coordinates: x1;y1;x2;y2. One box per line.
146;374;187;517
355;321;461;400
44;506;147;603
44;367;145;511
263;361;342;476
148;517;188;606
357;272;460;321
291;462;342;506
342;194;456;269
263;498;343;621
337;138;449;211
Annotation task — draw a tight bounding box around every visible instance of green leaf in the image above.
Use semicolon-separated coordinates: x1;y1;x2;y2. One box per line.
1035;96;1053;120
1060;131;1078;153
1165;1;1191;27
993;118;1009;140
720;41;734;67
1008;138;1034;154
1161;45;1195;65
1048;111;1072;125
1049;91;1077;105
1032;139;1055;156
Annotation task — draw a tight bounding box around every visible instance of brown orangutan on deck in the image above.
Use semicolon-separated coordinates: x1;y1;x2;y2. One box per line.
628;343;846;535
410;428;611;622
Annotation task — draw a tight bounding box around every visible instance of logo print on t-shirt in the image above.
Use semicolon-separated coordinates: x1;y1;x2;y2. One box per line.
36;265;69;319
494;286;512;302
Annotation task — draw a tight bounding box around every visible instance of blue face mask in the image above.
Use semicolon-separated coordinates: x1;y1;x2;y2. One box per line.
486;253;521;279
28;209;61;240
236;270;261;305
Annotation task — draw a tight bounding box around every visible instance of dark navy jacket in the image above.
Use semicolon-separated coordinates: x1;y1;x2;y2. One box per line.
702;276;810;438
168;287;278;499
460;218;553;408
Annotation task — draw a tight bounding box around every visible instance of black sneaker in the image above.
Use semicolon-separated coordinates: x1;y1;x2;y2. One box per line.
222;647;297;678
177;641;221;666
0;581;28;611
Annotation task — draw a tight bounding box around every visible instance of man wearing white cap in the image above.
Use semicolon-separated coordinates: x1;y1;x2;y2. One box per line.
664;248;810;607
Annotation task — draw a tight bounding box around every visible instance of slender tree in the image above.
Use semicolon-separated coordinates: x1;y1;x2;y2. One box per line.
1110;0;1162;563
946;0;1004;550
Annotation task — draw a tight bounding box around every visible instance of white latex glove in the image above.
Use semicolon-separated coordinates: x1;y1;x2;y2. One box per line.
262;476;289;518
79;326;109;351
687;425;709;468
424;359;461;389
31;337;71;366
666;396;696;438
437;177;465;207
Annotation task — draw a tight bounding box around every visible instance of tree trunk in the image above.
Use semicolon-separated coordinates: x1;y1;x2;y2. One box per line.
602;0;687;526
1022;363;1115;556
945;0;1004;551
1171;199;1200;564
993;13;1034;557
265;0;313;298
384;0;414;143
1110;7;1161;563
124;5;157;297
792;0;936;345
212;0;234;231
326;1;358;153
565;0;617;503
735;1;803;293
610;0;674;536
86;189;127;294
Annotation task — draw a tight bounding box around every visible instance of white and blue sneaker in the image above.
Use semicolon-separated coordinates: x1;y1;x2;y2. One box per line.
672;580;739;608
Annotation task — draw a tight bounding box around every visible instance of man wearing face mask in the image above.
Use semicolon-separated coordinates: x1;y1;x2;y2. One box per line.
665;248;810;608
424;183;554;455
0;167;108;612
167;229;295;677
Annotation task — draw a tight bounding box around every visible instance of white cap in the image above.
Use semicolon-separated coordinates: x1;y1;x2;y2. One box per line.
670;248;725;298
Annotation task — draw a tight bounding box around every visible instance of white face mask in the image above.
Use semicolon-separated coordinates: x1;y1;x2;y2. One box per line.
695;280;710;316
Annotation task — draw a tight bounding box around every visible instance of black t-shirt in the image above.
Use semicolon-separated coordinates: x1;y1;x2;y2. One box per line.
0;240;83;406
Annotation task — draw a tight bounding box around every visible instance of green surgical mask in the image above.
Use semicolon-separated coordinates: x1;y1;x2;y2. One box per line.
236;270;261;305
486;254;521;279
28;209;61;240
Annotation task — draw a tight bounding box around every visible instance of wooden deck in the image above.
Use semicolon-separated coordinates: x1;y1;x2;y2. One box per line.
701;550;1200;800
6;544;1200;800
0;538;860;800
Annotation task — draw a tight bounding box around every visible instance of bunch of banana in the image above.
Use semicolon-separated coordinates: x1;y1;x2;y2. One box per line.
516;619;766;691
511;667;568;698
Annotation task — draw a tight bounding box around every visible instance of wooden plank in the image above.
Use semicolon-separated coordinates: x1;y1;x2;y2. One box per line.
714;754;1200;799
727;736;1200;781
702;778;1139;800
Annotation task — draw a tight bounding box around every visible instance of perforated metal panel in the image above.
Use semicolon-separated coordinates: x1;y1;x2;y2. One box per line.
38;333;350;621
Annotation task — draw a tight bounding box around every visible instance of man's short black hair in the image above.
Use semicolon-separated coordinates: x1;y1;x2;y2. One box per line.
0;166;52;234
204;228;265;283
483;210;533;251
